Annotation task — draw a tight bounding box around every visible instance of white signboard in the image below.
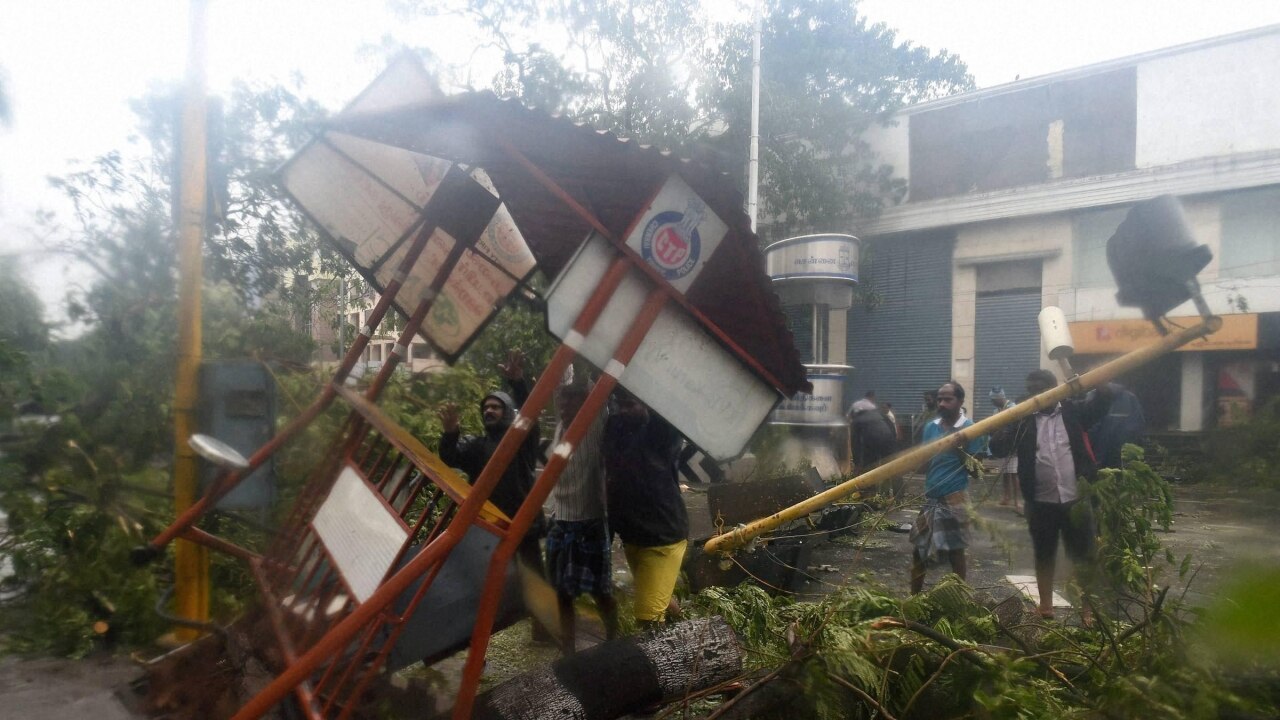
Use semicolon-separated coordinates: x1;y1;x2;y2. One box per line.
279;59;537;361
769;370;850;426
547;234;779;460
624;175;729;294
312;465;409;603
765;234;859;283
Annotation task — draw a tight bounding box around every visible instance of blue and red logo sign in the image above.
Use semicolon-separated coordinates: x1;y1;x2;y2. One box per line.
640;210;701;280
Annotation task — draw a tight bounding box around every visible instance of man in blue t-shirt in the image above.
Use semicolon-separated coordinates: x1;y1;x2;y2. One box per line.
909;381;985;594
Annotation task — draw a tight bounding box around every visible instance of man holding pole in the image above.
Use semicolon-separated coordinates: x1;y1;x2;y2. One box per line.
909;381;984;594
992;370;1112;621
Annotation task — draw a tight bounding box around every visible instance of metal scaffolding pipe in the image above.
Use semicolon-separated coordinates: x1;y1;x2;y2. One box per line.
703;315;1223;556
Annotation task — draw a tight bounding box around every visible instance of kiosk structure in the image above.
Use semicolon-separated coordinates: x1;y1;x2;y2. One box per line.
765;234;860;477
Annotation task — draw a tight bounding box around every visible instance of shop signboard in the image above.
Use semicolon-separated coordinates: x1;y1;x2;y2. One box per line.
1070;313;1257;354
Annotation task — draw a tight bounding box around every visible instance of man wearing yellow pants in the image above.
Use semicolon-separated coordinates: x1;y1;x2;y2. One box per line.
604;389;689;628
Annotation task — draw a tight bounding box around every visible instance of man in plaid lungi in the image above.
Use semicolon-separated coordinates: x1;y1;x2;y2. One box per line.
545;379;619;653
910;381;985;594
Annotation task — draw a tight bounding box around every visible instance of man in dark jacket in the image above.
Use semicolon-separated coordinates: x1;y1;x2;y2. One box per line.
991;369;1112;621
438;349;549;642
603;388;689;629
438;350;541;522
1087;385;1146;470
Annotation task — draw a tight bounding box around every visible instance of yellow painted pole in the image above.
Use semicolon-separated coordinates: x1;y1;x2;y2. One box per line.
172;0;209;640
704;316;1223;556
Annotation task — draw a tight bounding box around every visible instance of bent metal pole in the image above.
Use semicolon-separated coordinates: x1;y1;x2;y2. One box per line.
703;316;1223;557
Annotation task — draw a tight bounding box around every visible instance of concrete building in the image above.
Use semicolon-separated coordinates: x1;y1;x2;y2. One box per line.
846;25;1280;436
310;278;445;376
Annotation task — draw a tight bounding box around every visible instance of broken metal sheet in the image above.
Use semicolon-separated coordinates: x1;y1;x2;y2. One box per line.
546;233;779;460
321;55;810;396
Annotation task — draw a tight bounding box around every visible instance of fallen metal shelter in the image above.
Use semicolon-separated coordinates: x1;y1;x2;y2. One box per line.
141;55;809;720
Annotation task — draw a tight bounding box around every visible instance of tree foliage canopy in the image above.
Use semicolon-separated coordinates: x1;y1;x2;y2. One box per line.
396;0;972;237
0;78;339;654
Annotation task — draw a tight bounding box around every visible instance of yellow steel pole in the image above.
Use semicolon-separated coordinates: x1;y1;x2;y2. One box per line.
704;316;1223;556
172;0;209;640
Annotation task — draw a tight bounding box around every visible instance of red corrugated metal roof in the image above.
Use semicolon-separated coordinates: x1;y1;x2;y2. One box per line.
325;90;811;396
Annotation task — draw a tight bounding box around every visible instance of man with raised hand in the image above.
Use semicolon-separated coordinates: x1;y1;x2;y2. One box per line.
438;349;550;640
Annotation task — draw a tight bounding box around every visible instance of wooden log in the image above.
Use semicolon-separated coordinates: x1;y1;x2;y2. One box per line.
471;617;742;720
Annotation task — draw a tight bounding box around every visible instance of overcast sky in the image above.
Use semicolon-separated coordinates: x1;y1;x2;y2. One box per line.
3;0;1280;326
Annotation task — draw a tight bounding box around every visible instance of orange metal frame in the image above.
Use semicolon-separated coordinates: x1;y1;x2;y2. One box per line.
144;135;750;718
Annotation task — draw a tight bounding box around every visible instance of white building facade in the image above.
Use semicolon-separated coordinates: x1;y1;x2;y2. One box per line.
848;26;1280;435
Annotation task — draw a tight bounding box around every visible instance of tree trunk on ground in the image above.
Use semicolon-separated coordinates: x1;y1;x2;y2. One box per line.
471;617;742;720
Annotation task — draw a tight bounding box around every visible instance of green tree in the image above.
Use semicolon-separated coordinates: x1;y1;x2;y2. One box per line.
704;0;972;238
0;264;50;426
394;0;972;238
0;80;337;655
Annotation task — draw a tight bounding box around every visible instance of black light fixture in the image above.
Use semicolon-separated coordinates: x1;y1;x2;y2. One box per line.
1106;194;1213;333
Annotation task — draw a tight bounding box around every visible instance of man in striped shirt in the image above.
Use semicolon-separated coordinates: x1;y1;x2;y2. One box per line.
544;378;618;653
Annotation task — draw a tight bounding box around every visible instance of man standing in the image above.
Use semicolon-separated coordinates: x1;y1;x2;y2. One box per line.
992;369;1113;621
912;389;939;444
988;387;1020;510
909;381;984;594
544;379;619;653
438;350;541;524
1087;384;1145;470
849;390;878;414
438;349;549;639
882;402;899;442
603;389;688;630
849;398;899;496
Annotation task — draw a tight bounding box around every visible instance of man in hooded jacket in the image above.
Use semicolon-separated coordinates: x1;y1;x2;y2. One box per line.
439;352;540;516
438;350;547;588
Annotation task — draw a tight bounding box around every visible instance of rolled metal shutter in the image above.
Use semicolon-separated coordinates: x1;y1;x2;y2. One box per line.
846;233;954;421
973;289;1042;420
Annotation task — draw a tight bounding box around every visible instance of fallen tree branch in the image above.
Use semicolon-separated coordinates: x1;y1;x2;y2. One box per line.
899;648;964;719
871;617;990;667
830;674;899;720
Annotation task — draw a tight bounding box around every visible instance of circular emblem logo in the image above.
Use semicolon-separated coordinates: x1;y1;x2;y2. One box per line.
640;210;701;280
